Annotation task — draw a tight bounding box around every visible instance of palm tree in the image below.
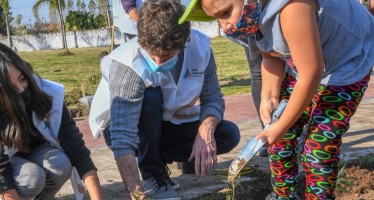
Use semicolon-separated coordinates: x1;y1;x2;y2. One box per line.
33;0;69;53
0;0;12;48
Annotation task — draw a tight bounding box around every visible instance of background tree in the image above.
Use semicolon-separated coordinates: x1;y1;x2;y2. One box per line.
97;0;112;50
76;0;82;11
88;0;96;15
0;6;14;36
67;0;74;12
0;0;12;48
33;0;69;53
65;10;93;31
94;13;106;28
15;14;22;26
80;1;87;12
97;0;110;27
12;14;27;35
65;10;106;31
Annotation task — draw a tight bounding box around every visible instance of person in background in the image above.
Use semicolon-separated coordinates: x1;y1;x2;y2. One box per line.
0;43;103;200
101;1;240;199
179;0;374;199
119;0;144;41
243;40;267;156
225;27;268;156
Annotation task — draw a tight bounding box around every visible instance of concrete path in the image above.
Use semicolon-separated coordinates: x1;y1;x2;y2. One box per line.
56;75;374;199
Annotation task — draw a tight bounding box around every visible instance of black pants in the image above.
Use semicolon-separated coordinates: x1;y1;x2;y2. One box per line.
136;87;240;179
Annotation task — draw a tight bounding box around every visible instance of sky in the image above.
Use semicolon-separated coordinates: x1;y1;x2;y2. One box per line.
10;0;93;25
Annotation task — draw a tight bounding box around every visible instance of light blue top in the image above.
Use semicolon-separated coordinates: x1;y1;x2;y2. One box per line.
255;0;374;86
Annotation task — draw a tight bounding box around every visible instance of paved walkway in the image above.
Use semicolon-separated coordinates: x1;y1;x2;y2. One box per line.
57;75;374;199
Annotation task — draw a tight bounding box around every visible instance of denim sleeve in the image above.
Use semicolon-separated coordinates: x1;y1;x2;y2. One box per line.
109;60;146;159
248;36;261;60
200;50;225;122
121;0;137;14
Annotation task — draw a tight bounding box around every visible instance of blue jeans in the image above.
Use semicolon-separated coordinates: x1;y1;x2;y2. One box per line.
9;144;72;199
137;87;240;179
243;47;264;128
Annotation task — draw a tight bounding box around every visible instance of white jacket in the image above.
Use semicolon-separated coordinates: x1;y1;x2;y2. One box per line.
89;29;211;138
4;78;85;200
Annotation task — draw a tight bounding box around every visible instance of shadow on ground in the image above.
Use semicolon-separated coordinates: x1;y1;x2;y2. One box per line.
57;182;128;200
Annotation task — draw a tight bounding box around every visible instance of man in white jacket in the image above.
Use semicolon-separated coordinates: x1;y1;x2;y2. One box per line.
90;1;240;199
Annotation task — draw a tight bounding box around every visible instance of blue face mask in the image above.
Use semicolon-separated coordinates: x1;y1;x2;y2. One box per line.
141;49;179;73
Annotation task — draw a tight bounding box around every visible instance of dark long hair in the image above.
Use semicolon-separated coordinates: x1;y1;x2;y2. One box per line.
0;43;52;152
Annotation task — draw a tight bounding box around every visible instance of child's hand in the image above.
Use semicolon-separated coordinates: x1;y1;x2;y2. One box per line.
256;121;288;146
259;99;279;125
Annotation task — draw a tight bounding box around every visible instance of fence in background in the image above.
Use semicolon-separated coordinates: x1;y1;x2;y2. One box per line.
0;21;220;52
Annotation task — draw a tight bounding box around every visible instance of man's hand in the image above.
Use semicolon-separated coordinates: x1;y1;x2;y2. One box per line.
189;117;219;177
128;8;139;23
1;189;19;200
116;154;145;199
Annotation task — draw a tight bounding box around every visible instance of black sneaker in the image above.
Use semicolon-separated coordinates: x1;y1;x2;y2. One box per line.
176;160;195;174
259;147;268;157
161;165;180;190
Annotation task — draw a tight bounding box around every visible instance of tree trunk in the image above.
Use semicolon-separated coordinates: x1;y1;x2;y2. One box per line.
100;0;112;52
101;0;112;50
57;0;68;52
5;12;12;48
105;5;113;51
217;22;221;37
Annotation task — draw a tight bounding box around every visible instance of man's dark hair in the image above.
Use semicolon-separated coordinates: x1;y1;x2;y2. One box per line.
138;0;191;55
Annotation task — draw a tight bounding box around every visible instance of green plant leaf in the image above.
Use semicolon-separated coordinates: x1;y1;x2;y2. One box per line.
336;185;348;192
341;180;355;187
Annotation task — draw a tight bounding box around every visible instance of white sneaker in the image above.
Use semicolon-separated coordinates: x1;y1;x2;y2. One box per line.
143;172;181;200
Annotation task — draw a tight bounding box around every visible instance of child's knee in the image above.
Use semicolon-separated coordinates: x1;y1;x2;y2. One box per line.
14;162;46;198
43;150;72;185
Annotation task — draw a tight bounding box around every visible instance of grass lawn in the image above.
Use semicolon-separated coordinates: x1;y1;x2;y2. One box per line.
211;36;251;95
19;36;251;116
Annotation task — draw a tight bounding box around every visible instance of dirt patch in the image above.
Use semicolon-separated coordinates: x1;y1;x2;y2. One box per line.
194;154;374;200
69;104;90;118
335;155;374;200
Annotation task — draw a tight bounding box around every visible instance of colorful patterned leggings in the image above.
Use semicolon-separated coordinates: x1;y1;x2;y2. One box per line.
269;72;371;200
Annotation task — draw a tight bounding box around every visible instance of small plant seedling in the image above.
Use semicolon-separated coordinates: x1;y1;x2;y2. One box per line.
134;189;142;200
213;166;255;200
336;164;355;192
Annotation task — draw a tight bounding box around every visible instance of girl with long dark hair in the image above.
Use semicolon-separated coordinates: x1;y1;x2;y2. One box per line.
0;43;102;200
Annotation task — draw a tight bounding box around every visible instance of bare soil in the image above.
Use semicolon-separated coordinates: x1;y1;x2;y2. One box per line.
69;104;90;118
194;154;374;200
